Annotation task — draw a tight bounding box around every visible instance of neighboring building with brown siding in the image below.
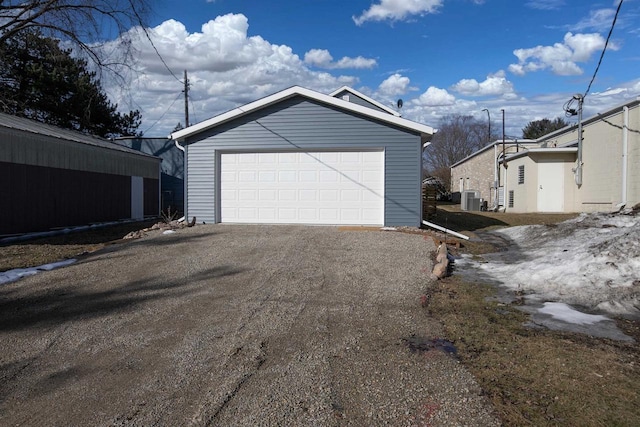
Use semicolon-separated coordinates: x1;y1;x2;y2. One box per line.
0;112;161;235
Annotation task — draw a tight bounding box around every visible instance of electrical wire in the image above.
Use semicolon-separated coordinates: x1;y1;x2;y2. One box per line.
563;0;623;116
189;95;197;125
583;0;623;98
127;0;183;85
142;92;182;135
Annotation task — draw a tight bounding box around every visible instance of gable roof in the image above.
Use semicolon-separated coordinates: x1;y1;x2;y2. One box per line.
170;86;433;142
0;112;158;159
329;86;401;117
450;139;537;168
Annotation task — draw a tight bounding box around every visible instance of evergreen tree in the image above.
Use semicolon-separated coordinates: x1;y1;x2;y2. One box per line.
0;30;141;138
522;117;568;139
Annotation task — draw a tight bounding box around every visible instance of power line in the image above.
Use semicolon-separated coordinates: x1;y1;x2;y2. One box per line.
142;92;182;135
189;95;198;125
583;0;623;98
128;1;183;84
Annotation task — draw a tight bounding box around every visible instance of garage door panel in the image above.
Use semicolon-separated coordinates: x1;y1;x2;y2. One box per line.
258;171;276;182
278;189;296;201
299;189;317;201
320;190;338;202
239;189;257;201
300;171;317;182
221;151;384;225
320;170;338;182
279;171;296;182
239;153;257;163
238;171;256;182
340;189;360;202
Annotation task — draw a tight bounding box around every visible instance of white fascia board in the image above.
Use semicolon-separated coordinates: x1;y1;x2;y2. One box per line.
505;147;577;161
170;86;433;142
329;86;401;117
528;148;578;154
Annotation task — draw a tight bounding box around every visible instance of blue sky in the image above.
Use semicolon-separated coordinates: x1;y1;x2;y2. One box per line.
105;0;640;138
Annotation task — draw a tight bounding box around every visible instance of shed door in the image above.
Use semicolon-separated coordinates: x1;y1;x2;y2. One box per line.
537;161;564;212
220;151;384;225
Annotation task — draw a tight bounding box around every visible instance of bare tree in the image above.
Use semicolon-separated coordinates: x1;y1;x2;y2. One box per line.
0;0;151;76
423;115;488;190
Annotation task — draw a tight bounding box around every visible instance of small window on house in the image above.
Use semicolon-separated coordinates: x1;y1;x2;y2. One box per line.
518;165;525;184
508;190;514;208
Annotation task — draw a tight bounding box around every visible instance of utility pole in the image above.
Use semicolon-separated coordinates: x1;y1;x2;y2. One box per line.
183;69;190;127
574;94;584;186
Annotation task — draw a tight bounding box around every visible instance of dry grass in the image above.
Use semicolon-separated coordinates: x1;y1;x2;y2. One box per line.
426;207;640;426
0;220;157;271
429;203;578;233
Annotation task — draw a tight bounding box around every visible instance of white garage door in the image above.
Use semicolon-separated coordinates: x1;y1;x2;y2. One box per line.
220;151;384;225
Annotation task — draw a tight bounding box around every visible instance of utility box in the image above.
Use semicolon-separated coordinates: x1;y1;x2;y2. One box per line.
461;190;481;211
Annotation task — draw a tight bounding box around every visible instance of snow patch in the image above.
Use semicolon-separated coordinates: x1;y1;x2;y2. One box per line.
0;259;77;285
538;302;609;325
467;212;640;317
162;229;176;235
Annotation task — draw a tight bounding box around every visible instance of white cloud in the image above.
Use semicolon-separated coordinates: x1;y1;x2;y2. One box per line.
377;73;412;96
412;86;456;106
98;14;638;142
569;8;616;32
508;32;617;76
100;14;363;136
451;70;515;98
353;0;443;26
304;49;377;69
525;0;565;10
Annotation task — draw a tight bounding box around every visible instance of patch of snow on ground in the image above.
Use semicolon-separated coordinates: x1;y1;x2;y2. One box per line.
538;302;609;325
470;212;640;317
162;230;176;235
0;259;77;285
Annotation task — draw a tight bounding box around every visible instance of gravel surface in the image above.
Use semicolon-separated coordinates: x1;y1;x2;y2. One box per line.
0;225;499;426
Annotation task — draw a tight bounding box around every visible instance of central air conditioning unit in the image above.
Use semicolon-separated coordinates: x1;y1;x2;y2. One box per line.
461;190;481;211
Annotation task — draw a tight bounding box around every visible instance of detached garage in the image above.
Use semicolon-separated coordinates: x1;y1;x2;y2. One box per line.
170;86;434;227
0;112;161;235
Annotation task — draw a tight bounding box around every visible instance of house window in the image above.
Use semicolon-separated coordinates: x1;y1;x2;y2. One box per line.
518;165;525;184
508;190;514;208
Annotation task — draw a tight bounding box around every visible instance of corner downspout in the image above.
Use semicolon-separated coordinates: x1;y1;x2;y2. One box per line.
174;139;186;221
494;143;498;209
619;106;629;208
503;157;508;212
574;95;584;186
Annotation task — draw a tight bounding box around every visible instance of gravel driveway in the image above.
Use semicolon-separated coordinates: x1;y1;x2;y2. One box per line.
0;225;498;426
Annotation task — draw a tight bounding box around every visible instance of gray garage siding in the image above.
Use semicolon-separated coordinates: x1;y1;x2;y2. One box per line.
331;89;390;114
185;96;422;226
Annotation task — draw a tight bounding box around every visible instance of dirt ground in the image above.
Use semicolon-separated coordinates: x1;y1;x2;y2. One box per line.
0;225;499;426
